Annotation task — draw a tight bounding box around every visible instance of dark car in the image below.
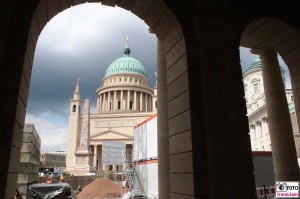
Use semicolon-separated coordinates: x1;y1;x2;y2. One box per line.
27;182;77;199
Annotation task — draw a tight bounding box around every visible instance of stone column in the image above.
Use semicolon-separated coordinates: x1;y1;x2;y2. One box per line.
103;93;106;112
140;92;143;111
157;39;170;198
108;91;111;111
93;145;98;169
134;91;137;110
252;46;300;181
261;117;268;151
127;90;130;110
96;96;99;113
145;93;148;112
114;91;117;111
121;90;123;110
99;94;102;113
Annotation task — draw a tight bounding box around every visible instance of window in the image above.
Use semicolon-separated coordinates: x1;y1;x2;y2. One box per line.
130;101;133;110
118;101;121;109
291;95;294;102
72;105;76;112
253;83;259;94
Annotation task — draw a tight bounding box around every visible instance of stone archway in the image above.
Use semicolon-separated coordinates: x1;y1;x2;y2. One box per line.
1;1;188;198
5;1;300;199
240;17;300;183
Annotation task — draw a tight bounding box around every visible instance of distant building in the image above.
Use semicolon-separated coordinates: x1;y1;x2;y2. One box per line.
17;123;41;198
40;151;67;172
243;57;300;156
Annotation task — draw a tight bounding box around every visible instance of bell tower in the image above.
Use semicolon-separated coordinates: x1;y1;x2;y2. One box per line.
66;78;82;172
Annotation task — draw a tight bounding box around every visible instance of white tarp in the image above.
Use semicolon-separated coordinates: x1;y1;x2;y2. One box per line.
133;115;158;198
102;141;126;165
133;116;157;161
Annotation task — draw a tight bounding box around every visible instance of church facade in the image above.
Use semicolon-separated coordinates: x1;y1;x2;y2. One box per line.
243;58;300;155
66;41;157;174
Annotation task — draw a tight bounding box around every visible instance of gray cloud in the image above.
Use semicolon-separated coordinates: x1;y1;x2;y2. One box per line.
27;4;157;118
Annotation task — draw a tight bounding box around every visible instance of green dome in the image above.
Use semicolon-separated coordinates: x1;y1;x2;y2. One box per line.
243;57;284;76
104;41;148;78
243;57;261;76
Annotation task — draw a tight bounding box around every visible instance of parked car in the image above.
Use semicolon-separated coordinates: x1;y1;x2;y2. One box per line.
27;182;77;199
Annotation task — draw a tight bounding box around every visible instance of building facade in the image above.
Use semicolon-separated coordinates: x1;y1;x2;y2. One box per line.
40;151;67;173
66;41;157;174
243;58;300;155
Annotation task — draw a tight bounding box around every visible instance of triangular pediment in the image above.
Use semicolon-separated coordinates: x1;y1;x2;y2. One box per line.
90;129;132;140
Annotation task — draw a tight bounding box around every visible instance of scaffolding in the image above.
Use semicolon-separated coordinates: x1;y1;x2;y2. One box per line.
101;141;145;198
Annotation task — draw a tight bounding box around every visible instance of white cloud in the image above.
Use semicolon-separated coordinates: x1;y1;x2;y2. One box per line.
25;113;68;152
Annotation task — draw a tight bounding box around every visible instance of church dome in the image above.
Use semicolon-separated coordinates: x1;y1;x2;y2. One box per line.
243;57;261;76
243;56;284;76
104;41;148;78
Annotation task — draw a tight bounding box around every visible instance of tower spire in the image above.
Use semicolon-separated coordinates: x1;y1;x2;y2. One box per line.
123;36;131;55
73;77;80;100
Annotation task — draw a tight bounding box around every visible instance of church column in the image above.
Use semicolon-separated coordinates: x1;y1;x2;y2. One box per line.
252;46;300;181
157;39;170;198
127;90;130;110
114;91;117;110
102;93;106;112
145;94;148;112
99;94;102;113
140;92;143;111
108;91;111;111
93;145;98;169
121;90;124;110
249;125;255;150
261;117;268;151
134;91;137;111
96;96;99;113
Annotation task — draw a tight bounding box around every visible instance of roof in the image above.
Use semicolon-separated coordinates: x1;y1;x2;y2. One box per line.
104;40;148;78
288;102;295;112
243;57;284;76
243;57;261;76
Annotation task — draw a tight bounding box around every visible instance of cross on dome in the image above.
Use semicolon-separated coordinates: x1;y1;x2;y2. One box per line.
123;36;131;55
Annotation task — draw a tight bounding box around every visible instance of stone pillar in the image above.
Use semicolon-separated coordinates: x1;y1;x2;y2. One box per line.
252;46;300;181
114;91;117;110
107;91;110;111
99;95;102;113
145;93;148;112
134;91;137;110
96;96;99;113
140;92;143;111
127;90;130;110
93;145;98;169
157;40;170;199
103;93;106;112
261;117;268;151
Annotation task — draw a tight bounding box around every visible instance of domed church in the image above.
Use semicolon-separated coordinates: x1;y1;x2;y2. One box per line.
243;57;299;153
66;39;157;175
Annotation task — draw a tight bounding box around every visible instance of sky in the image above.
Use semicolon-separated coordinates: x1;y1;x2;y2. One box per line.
25;3;291;152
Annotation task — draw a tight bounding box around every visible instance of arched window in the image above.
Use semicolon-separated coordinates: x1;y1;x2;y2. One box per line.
72;105;76;112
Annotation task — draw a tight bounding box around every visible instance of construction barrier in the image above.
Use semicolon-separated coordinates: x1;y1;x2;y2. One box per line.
256;186;275;199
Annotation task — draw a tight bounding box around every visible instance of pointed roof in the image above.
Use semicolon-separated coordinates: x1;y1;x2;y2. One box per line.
73;77;80;100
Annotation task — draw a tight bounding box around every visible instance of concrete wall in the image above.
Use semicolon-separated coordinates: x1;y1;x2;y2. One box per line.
17;124;41;198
